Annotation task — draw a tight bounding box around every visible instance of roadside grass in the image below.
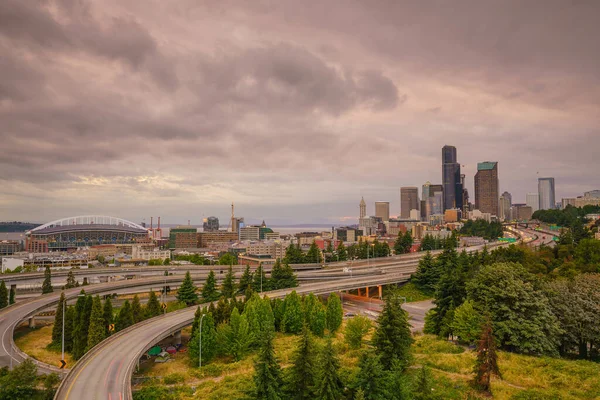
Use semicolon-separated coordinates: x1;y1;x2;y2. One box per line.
413;334;600;400
393;281;433;302
14;321;74;367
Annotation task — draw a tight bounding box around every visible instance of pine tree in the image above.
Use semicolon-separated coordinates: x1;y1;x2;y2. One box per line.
103;297;113;336
131;294;143;323
354;349;388;400
202;270;220;302
115;300;134;332
411;251;441;294
473;319;501;393
191;306;202;338
314;339;343;400
271;259;298;290
214;298;231;325
51;292;66;346
372;293;413;370
64;270;77;289
336;242;348;261
282;291;304;334
325;293;343;333
221;266;236;298
42;266;53;294
189;312;217;365
285;325;316;400
64;306;75;352
414;366;433;400
253;332;284;400
176;271;198;305
245;293;275;343
218;307;253;361
8;284;15;305
0;280;8;309
252;264;270;293
86;296;105;352
306;241;322;263
146;290;161;318
72;293;91;360
238;265;253;294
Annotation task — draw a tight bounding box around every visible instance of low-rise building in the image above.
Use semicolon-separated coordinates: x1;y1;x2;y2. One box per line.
169;226;198;249
0;240;20;255
468;210;492;222
333;227;363;242
460;236;486;247
244;240;288;260
197;231;239;248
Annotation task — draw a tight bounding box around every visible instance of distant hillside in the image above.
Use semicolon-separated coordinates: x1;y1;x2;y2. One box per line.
0;222;40;232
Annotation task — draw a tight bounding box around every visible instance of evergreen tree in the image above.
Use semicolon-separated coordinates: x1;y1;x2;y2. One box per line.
42;266;53;294
372;293;413;370
272;298;285;332
217;307;253;361
304;293;326;336
191;306;202;338
394;232;405;255
282;291;304;334
306;241;323;263
189;312;217;365
284;243;305;264
414;366;433;400
252;264;270;293
410;252;440;294
72;294;91;360
238;265;253;294
344;315;372;349
115;300;134;332
64;270;77;289
254;332;284;400
8;284;15;305
86;296;105;352
214;298;231;325
202;270;220;302
51;292;66;346
0;281;8;309
131;294;143;323
354;349;389;400
429;248;465;336
103;297;113;336
146;290;161;318
285;325;316;400
176;271;198;305
337;241;348;261
245;293;275;343
221;266;236;298
314;339;343;400
271;259;298;290
325;293;343;333
473;319;501;393
64;306;75;352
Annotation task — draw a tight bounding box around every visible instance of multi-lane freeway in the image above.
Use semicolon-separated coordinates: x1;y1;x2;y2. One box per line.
0;238;525;399
53;242;515;400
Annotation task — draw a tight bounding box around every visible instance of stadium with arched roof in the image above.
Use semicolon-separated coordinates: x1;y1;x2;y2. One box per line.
26;215;149;252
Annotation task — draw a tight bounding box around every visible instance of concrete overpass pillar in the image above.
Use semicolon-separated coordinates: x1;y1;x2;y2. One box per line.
378;285;383;299
173;330;182;345
357;288;361;296
366;286;369;298
28;317;36;328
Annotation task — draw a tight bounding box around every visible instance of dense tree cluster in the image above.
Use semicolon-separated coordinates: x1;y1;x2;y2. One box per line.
51;290;166;360
533;204;600;227
394;231;413;254
419;223;600;359
459;219;503;240
0;359;60;400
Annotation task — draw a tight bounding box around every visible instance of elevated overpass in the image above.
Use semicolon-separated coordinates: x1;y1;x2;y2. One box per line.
54;242;509;400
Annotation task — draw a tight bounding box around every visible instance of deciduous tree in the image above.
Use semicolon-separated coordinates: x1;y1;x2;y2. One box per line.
0;281;8;309
344;315;372;349
282;291;304;334
325;293;343;333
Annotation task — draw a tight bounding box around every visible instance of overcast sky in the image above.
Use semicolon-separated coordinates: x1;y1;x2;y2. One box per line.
1;0;599;225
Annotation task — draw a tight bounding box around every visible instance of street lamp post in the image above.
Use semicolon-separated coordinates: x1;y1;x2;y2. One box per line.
198;313;206;369
61;298;65;363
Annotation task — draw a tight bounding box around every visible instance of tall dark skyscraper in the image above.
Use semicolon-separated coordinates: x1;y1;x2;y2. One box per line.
442;145;463;211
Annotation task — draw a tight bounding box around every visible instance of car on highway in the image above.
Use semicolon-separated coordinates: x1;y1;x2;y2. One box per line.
344;312;356;318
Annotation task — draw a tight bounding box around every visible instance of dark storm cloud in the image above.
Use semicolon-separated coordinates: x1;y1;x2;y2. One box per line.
0;0;598;223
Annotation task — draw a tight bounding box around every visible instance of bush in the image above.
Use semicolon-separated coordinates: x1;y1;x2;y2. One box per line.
163;373;185;385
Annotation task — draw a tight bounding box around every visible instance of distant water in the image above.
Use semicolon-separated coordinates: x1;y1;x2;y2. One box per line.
1;232;26;241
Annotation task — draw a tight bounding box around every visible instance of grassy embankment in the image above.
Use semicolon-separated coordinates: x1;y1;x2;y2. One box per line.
133;328;600;399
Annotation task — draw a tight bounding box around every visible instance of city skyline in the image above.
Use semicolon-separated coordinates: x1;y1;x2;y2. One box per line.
1;1;599;225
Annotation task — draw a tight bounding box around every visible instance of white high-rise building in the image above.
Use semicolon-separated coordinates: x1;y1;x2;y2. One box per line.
526;193;540;213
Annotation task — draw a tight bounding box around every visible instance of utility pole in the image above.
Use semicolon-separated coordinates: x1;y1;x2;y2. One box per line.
61;298;65;363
